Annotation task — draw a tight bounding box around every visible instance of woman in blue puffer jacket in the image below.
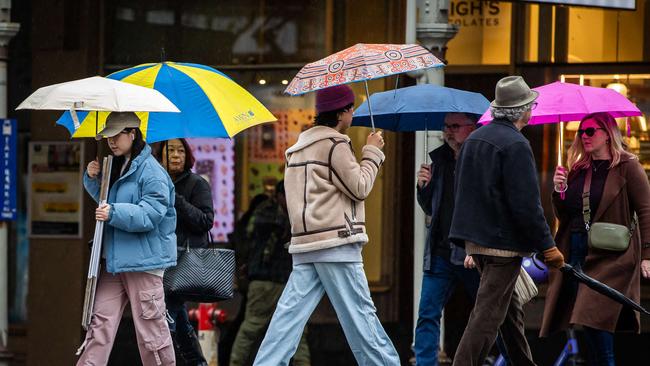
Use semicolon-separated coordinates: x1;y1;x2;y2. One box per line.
76;112;178;366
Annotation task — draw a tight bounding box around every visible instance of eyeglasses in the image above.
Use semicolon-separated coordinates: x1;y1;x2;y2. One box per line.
443;123;473;132
577;127;606;137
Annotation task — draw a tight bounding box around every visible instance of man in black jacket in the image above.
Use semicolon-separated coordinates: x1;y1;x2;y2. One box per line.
449;76;565;366
414;112;479;365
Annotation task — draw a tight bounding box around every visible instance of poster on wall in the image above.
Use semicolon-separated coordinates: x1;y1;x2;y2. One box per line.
28;141;84;238
187;138;235;243
246;107;314;198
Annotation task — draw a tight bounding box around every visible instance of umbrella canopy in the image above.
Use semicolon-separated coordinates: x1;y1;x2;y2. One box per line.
285;43;444;96
478;81;642;125
56;62;277;142
352;84;489;131
17;76;179;129
286;43;444;131
561;263;650;316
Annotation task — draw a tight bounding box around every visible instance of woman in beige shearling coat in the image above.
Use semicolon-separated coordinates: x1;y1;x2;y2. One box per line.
252;84;400;366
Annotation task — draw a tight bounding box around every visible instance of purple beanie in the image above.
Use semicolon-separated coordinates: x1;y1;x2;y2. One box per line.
315;85;355;113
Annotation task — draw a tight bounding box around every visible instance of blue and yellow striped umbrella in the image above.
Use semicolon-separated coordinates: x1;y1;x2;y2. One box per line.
56;62;276;142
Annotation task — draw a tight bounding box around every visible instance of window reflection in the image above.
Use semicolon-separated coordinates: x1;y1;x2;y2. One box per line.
106;0;327;66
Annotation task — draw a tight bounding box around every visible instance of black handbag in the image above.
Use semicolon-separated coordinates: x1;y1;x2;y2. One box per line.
164;234;235;302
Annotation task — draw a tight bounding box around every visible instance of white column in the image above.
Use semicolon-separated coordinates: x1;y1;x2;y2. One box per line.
411;1;457;364
0;0;20;363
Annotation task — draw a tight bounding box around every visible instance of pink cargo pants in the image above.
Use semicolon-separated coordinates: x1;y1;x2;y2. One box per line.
76;268;175;365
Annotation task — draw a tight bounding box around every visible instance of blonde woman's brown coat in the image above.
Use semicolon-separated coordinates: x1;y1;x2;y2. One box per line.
540;154;650;336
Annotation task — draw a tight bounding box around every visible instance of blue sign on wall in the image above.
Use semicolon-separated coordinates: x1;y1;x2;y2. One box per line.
1;119;17;221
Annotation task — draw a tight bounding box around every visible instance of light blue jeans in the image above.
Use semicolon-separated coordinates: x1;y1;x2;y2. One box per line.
253;262;400;366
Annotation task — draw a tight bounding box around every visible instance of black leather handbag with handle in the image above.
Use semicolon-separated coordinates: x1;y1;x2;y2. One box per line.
164;232;235;302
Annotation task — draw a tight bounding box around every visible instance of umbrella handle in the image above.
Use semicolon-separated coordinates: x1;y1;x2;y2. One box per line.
559;263;573;273
364;81;376;133
424;125;428;164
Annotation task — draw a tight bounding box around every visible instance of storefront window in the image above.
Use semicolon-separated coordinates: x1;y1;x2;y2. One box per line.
560;74;650;177
105;0;328;66
523;4;541;63
567;1;646;63
446;0;512;65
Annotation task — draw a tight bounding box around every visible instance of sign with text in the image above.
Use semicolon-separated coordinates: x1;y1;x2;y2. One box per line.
0;119;17;221
447;1;512;65
28;141;84;237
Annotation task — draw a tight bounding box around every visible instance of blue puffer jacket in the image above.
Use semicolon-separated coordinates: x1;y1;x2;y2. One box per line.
84;145;177;273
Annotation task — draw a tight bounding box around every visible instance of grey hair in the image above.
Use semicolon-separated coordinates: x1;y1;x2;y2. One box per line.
490;102;534;123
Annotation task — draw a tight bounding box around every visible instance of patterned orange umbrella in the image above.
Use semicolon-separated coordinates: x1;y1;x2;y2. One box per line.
285;43;444;130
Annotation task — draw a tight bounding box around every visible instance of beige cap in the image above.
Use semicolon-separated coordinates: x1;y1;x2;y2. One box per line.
97;112;141;138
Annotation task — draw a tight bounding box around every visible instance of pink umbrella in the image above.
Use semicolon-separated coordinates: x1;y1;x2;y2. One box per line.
479;81;642;200
478;81;642;125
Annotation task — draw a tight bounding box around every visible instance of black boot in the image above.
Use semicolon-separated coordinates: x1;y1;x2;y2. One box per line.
178;330;207;366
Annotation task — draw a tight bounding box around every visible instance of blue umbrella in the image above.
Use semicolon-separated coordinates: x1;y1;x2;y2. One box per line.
352;84;489;131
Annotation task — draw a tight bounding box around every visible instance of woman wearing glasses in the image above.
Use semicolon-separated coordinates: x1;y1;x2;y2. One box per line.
541;112;650;365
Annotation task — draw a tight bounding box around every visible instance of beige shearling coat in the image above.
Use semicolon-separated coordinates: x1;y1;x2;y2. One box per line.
284;126;384;254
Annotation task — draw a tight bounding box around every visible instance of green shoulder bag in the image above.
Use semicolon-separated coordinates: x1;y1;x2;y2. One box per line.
582;167;635;252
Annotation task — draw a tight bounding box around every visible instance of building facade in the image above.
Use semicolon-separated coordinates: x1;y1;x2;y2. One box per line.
2;0;650;365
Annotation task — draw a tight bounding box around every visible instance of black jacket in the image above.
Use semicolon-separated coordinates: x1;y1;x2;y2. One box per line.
246;199;292;283
173;170;214;248
449;119;554;253
416;143;467;269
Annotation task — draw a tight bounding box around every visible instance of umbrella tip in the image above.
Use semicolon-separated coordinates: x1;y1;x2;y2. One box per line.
160;48;166;63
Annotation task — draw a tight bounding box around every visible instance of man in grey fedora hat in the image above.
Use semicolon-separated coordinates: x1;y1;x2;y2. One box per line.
448;76;565;365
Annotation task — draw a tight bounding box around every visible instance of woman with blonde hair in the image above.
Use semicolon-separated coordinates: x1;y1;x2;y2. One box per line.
541;112;650;365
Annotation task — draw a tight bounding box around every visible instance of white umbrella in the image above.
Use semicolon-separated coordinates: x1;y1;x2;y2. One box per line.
17;76;179;333
17;76;179;129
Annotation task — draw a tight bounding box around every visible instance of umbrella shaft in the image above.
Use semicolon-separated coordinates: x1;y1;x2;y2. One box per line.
364;81;376;132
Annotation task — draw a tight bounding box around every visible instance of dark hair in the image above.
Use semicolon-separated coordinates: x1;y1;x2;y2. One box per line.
314;103;354;128
109;128;146;189
154;138;196;172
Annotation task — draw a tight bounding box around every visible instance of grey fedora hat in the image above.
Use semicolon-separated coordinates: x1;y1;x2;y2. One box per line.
490;76;539;108
97;112;141;139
